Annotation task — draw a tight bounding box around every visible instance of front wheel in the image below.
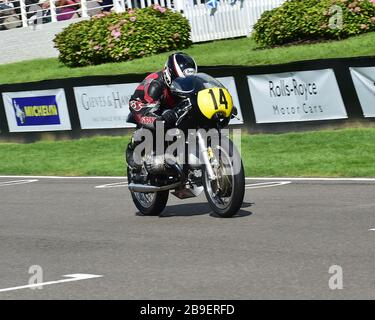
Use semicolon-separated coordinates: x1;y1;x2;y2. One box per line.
203;138;245;218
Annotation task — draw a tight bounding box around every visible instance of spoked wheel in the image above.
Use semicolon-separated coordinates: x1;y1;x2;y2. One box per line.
203;138;245;218
127;167;169;216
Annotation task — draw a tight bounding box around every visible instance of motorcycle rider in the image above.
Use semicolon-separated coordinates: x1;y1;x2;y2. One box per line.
126;52;198;168
128;52;198;130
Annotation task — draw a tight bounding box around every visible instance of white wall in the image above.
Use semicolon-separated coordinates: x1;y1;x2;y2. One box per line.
0;18;88;65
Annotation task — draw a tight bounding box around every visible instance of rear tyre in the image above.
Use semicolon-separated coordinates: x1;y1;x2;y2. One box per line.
127;167;169;216
130;190;169;216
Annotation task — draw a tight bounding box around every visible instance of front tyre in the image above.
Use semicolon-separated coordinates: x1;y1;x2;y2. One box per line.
203;138;245;218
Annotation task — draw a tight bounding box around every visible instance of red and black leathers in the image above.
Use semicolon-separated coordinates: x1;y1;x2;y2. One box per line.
129;71;178;129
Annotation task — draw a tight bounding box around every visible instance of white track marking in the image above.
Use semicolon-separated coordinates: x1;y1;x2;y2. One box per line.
369;229;375;231
0;179;38;187
1;176;375;182
0;274;103;293
245;177;375;182
96;181;290;190
95;182;128;189
0;175;126;179
245;181;291;189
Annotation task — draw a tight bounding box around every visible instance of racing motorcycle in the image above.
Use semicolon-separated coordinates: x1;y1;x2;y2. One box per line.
126;73;245;218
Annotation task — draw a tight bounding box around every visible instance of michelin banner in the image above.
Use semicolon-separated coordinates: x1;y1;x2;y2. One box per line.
350;67;375;118
2;89;71;132
247;69;348;123
73;77;243;130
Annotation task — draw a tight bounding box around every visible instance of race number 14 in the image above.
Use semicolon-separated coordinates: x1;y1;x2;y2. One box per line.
208;88;229;110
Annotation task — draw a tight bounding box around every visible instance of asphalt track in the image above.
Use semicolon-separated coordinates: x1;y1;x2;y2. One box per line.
0;176;375;300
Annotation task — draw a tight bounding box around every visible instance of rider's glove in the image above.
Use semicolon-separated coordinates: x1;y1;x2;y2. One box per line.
161;109;178;128
174;99;190;117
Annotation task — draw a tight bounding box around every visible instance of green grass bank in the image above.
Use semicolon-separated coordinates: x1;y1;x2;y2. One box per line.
0;128;374;177
1;32;374;85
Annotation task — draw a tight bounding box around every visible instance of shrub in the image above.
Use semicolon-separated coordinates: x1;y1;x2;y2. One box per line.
252;0;375;47
53;6;192;67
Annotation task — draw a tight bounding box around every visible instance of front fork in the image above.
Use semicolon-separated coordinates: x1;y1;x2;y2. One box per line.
197;131;217;181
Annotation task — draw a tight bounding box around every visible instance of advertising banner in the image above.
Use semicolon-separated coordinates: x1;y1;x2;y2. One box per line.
350;67;375;118
216;76;244;125
247;69;348;123
74;77;244;130
74;83;138;129
2;89;71;132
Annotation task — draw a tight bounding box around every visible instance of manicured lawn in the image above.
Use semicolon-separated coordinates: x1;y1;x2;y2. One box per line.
0;128;374;177
0;32;374;85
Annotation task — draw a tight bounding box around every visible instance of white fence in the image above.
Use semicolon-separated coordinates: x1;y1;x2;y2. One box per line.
0;0;284;42
182;0;285;42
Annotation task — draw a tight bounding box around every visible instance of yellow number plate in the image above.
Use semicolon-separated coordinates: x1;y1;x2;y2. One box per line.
197;87;233;120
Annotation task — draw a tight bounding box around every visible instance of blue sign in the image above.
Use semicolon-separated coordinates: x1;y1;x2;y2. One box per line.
12;95;61;126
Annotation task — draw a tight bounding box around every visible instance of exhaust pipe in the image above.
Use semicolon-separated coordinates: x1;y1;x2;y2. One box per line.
128;181;182;193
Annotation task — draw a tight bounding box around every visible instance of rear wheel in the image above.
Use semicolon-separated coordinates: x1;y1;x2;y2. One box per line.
203;138;245;218
127;167;169;216
131;190;169;216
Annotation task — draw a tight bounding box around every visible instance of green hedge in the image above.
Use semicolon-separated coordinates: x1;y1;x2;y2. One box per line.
252;0;375;47
53;6;192;67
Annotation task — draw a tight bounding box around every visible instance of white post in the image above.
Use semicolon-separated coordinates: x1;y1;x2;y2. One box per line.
113;0;126;12
81;0;89;18
19;0;28;27
50;0;57;22
174;0;184;12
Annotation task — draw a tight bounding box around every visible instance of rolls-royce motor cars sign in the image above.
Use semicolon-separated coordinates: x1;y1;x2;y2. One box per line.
247;69;348;124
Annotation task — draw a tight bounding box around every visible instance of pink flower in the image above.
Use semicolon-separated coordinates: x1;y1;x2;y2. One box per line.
172;32;180;39
360;23;369;29
353;6;361;13
128;9;135;14
371;16;375;23
371;0;375;5
153;3;167;13
123;48;130;54
93;45;101;51
111;29;121;38
129;16;137;22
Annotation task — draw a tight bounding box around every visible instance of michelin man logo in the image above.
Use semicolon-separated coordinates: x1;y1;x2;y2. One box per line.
13;101;26;124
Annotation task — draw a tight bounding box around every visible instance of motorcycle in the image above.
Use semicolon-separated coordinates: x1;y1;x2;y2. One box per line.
126;73;245;218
